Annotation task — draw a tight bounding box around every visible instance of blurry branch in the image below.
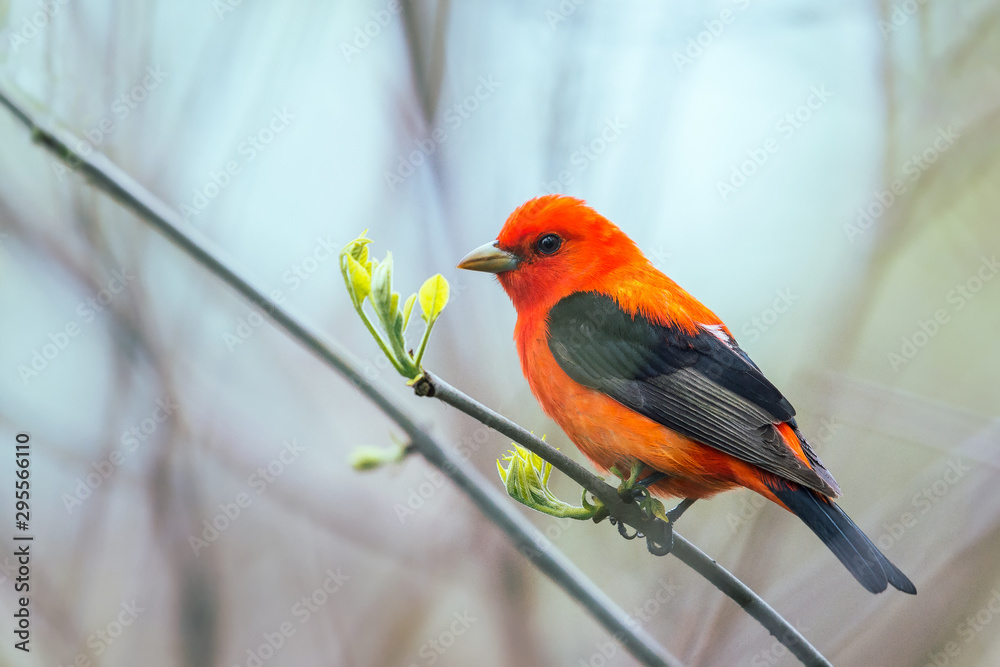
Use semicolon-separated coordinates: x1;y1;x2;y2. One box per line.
0;84;830;667
0;85;678;667
399;0;450;124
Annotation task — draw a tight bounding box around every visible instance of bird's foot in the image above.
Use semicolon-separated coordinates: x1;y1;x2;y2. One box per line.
610;459;646;499
605;464;694;556
640;499;696;556
609;461;672;523
607;512;674;556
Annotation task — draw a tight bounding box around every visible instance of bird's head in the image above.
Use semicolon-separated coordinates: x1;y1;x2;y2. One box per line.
458;195;646;313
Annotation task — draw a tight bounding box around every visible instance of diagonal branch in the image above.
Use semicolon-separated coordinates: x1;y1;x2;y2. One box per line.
0;83;679;667
0;82;831;667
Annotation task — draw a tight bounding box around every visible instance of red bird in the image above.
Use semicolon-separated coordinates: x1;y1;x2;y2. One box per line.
458;195;915;594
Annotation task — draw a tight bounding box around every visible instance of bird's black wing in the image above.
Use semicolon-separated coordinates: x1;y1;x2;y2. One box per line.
546;291;838;496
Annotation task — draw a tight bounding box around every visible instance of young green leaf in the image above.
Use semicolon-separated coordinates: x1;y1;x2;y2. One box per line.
344;255;371;304
349;239;371;265
370;253;394;330
342;230;371;265
392;308;405;341
355;242;369;266
402;293;417;331
349;440;410;471
419;274;450;323
496;442;599;520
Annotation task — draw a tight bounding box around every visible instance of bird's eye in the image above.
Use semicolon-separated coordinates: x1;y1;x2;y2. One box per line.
536;233;562;255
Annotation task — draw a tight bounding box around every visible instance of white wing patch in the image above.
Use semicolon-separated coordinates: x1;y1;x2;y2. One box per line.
700;323;731;345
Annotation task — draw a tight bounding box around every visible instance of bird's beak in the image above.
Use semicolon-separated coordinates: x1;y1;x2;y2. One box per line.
457;241;519;273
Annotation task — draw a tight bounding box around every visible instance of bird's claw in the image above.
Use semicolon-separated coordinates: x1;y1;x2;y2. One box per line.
609;514;674;554
644;521;674;556
606;460;678;553
609;516;642;540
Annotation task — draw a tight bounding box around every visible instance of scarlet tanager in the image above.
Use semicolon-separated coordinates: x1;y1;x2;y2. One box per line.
458;195;915;595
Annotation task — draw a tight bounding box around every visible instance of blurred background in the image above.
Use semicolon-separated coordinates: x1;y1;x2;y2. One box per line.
1;0;998;665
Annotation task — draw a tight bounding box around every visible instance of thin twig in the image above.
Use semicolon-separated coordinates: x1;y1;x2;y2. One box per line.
0;83;679;667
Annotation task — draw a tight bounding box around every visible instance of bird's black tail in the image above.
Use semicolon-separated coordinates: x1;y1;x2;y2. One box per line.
766;479;917;594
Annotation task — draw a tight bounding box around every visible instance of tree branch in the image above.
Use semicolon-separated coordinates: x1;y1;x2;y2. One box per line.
0;82;832;667
0;83;679;667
